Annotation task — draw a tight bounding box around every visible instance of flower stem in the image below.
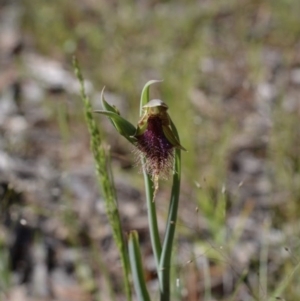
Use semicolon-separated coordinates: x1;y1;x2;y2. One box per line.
159;122;181;301
143;165;162;269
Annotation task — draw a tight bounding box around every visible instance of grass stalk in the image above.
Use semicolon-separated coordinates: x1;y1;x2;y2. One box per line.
73;57;132;301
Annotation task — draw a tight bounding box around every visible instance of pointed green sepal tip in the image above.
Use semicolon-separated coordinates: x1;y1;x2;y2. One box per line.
94;110;137;144
100;87;120;115
94;88;137;144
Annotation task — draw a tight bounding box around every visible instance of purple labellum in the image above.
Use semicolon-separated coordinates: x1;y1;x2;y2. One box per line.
135;115;174;179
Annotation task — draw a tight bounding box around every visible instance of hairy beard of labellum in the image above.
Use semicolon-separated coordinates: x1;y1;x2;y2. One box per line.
135;115;174;180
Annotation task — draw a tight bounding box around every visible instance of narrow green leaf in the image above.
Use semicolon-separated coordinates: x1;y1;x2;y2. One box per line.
128;231;151;301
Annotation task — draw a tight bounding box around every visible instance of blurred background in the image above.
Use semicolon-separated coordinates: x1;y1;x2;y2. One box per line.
1;0;300;300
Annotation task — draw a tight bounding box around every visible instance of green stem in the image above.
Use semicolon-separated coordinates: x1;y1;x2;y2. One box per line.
159;123;181;301
143;165;162;271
